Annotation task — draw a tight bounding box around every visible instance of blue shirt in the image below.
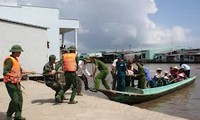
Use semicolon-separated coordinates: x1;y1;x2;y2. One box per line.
143;66;152;81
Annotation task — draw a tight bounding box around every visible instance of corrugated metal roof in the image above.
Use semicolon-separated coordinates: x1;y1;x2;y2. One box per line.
0;17;48;30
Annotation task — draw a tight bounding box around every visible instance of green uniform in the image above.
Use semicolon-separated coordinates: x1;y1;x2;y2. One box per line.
56;54;79;103
43;62;62;97
137;64;146;89
3;56;24;119
94;59;110;90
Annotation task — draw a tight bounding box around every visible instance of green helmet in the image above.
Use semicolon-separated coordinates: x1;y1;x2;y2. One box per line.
9;45;24;52
61;48;68;53
83;56;90;62
68;45;76;51
49;55;56;61
116;54;122;59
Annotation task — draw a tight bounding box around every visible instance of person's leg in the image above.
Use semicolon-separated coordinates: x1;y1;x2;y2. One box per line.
94;74;101;90
14;88;25;119
53;82;63;97
69;73;78;104
188;70;190;78
186;70;190;78
55;73;71;102
131;76;135;87
45;81;62;96
100;70;110;90
121;76;126;91
77;76;82;95
5;83;17;118
111;73;117;90
125;76;130;87
81;74;89;90
116;77;121;91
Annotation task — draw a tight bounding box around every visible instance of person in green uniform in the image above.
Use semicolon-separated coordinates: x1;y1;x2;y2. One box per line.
3;45;35;120
116;54;127;91
90;55;110;91
135;62;146;89
43;55;64;102
56;45;79;104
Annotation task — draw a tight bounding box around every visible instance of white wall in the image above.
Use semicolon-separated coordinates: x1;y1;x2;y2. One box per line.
0;20;48;78
0;5;79;59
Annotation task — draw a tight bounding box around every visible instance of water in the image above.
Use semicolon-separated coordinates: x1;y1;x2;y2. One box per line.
84;63;200;120
135;63;200;120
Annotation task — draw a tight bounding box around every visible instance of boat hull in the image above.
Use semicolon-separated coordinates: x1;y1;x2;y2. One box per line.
99;76;196;105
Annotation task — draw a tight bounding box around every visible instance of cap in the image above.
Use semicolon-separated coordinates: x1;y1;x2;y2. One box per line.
174;66;179;70
156;68;162;71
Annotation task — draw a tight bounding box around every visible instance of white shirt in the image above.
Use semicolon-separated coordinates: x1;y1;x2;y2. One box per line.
112;59;118;67
181;64;190;71
76;60;91;76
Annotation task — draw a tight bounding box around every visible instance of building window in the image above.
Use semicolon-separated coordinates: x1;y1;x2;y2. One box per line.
142;53;146;59
47;41;50;49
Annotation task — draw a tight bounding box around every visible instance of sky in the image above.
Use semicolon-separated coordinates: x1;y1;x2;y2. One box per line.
0;0;199;53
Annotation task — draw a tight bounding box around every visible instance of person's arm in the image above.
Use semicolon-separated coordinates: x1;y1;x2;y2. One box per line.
43;64;53;76
55;59;63;71
76;54;79;70
3;58;14;77
85;65;92;77
92;61;97;77
22;70;36;75
111;59;117;74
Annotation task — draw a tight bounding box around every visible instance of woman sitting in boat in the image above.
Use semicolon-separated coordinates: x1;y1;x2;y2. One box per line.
152;68;165;87
163;71;171;85
170;68;187;83
170;66;179;79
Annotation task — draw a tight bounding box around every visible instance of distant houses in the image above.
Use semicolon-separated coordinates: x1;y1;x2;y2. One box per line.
80;48;200;63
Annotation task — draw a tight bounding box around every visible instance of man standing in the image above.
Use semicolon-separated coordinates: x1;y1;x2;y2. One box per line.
115;54;127;91
76;56;92;95
90;55;110;91
180;63;190;78
43;55;64;102
56;45;79;104
142;65;154;88
111;54;121;90
3;45;34;120
135;62;146;89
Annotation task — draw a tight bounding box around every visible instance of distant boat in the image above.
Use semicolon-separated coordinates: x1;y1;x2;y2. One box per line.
98;76;196;105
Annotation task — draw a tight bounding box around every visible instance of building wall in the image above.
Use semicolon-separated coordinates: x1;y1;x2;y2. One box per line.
0;5;79;59
0;20;48;78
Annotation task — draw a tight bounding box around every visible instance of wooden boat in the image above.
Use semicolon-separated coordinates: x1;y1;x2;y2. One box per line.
98;76;196;105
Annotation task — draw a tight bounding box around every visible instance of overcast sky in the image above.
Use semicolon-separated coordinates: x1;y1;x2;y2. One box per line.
0;0;199;53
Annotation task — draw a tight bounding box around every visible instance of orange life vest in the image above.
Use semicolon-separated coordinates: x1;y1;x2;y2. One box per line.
3;56;21;84
63;53;77;72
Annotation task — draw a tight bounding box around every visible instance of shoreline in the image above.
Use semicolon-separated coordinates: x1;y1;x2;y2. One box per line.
0;80;188;120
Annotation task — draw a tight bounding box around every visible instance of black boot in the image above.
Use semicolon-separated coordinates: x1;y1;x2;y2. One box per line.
14;116;26;120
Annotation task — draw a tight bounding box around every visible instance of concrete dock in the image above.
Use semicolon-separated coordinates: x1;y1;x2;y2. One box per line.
0;80;188;120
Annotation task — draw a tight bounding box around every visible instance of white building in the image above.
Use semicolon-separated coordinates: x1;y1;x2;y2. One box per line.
0;5;79;78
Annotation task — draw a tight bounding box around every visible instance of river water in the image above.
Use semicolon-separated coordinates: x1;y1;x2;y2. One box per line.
84;63;200;120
